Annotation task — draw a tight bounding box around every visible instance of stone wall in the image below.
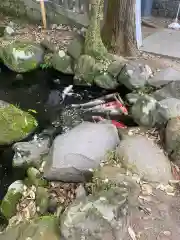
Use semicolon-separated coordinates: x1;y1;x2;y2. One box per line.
153;0;180;18
0;0;89;27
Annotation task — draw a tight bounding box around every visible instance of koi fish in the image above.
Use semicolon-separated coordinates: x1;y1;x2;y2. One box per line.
92;116;127;129
61;85;73;101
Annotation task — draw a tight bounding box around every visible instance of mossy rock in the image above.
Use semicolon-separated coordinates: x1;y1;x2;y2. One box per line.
27;167;48;187
74;54;96;85
52;50;73;74
36;187;49;215
0;180;24;219
94;73;119;90
67;37;84;60
0;41;44;73
107;61;125;78
0;101;38;145
0;215;60;240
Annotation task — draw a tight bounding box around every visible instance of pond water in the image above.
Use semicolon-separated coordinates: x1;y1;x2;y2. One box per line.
0;64;112;201
0;63;135;224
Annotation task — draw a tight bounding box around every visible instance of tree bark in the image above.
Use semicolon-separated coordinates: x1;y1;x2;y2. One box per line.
102;0;138;56
84;0;108;60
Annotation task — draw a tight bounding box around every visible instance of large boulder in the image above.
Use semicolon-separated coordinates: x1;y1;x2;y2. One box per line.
0;216;60;240
60;187;131;240
165;117;180;165
0;101;37;145
148;67;180;87
158;98;180;122
116;135;173;183
0;41;44;73
43;122;120;182
118;61;152;90
152;81;180;101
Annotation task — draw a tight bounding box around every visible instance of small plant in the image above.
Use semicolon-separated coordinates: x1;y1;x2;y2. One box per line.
40;62;51;69
105;150;121;166
86;168;117;195
40;53;53;69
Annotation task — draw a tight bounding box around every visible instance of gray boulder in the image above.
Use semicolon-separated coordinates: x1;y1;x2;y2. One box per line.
148;67;180;87
0;41;44;73
158;98;180;122
61;187;131;240
152;81;180;101
43;122;120;182
116;135;173;183
131;95;161;127
165;117;180;165
13;136;50;168
118;61;152;90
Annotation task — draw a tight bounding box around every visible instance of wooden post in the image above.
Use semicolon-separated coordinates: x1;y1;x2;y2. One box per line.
40;0;47;29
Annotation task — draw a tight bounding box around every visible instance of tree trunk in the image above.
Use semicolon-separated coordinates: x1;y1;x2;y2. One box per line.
102;0;138;56
84;0;108;60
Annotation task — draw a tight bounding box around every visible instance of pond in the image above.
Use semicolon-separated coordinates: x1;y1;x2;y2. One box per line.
0;63;136;225
0;63;117;200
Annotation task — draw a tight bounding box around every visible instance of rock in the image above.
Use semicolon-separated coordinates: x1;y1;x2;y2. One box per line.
61;187;130;240
116;135;173;183
75;184;87;199
118;61;152;90
43;122;120;182
52;50;73;74
131;95;161;127
0;216;60;240
36;187;49;215
0;180;24;219
12;137;50;168
74;54;96;85
107;61;125;78
0;101;37;145
67;37;84;59
94;73;119;89
125;93;141;104
27;167;48;187
0;41;44;73
152;81;180;101
158;98;180;122
165;117;180;165
0;26;5;37
148;67;180;87
4;26;15;36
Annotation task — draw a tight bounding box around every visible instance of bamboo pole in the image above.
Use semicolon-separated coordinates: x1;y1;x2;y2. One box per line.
40;0;47;29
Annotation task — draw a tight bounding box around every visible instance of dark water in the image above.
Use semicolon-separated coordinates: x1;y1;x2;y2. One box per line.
0;64;113;202
0;64;135;226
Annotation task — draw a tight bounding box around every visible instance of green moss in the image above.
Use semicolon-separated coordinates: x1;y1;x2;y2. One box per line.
27;167;48;187
36;187;49;215
1;41;44;73
84;0;108;60
1;190;22;219
0;104;37;145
